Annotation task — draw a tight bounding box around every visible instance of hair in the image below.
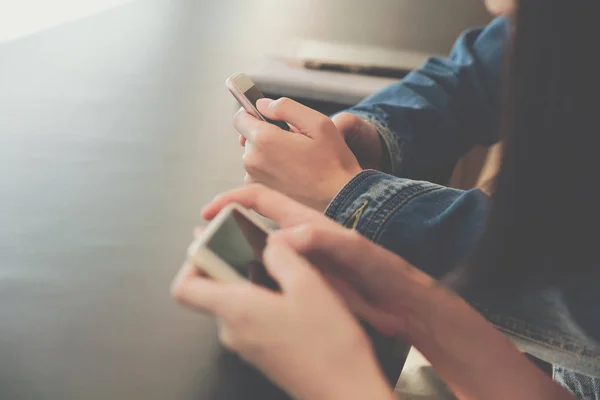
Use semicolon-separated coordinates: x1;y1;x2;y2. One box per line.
454;0;599;300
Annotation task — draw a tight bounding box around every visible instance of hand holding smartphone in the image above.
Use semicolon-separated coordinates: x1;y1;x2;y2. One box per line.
226;73;290;132
187;204;278;289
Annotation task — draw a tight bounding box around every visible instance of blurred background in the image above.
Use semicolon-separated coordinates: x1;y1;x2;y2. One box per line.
0;0;134;41
0;0;491;49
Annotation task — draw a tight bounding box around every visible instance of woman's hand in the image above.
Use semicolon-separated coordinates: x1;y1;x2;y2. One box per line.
202;185;577;400
234;98;363;212
277;225;577;400
202;184;427;337
331;112;390;172
171;238;395;400
239;109;388;172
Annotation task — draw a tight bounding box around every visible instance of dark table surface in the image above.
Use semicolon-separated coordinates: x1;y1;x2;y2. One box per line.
0;1;490;398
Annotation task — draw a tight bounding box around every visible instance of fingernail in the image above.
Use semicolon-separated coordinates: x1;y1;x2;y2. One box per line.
256;98;273;108
193;227;204;237
279;225;309;241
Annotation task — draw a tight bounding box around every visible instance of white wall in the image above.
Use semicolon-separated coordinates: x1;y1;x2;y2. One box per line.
0;0;134;42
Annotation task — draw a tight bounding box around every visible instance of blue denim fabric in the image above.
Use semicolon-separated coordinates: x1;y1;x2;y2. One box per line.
326;170;600;390
346;17;509;179
326;16;600;396
325;171;489;278
555;366;600;400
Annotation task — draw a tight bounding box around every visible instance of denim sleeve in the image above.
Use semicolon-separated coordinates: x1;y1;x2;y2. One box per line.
342;17;509;179
325;170;489;279
326;171;600;378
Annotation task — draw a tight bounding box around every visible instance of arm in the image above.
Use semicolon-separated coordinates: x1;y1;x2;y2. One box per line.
268;222;575;400
231;18;509;212
326;170;489;279
172;237;398;400
343;17;509;180
199;186;575;400
233;17;509;211
327;172;600;379
410;280;575;400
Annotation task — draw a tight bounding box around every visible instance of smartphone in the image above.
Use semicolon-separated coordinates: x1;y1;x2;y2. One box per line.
225;73;290;131
187;204;278;289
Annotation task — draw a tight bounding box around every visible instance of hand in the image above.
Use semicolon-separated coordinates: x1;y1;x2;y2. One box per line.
234;98;362;212
202;186;577;400
202;185;430;338
332;112;389;172
171;239;394;400
239;111;388;173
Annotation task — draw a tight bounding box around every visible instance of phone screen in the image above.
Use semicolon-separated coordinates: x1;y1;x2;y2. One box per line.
205;210;277;289
242;86;291;132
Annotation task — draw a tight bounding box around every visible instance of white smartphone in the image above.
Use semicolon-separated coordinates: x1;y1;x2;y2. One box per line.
225;73;290;131
187;203;278;288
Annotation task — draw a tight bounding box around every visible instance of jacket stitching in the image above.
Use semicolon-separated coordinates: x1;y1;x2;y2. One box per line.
484;312;600;360
369;186;444;241
344;200;369;229
329;171;378;220
363;183;431;239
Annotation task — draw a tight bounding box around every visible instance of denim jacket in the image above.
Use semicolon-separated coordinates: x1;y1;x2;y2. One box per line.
327;16;600;393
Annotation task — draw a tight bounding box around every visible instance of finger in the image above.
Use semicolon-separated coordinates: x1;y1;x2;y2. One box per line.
323;272;367;312
172;260;202;287
194;226;205;237
171;261;256;314
262;238;319;291
171;276;227;312
331;112;364;141
233;108;266;143
274;224;403;275
243;173;256;186
233;107;245;145
201;185;322;227
171;260;216;308
234;108;296;148
256;98;333;139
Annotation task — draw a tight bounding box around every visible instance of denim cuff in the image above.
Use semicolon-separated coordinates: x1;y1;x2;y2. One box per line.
325;170;441;241
347;111;404;176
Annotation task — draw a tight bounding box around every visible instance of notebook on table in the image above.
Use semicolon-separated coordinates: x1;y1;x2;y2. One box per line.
248;39;436;106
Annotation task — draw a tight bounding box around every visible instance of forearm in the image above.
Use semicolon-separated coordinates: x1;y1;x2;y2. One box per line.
341;17;508;179
405;282;575;400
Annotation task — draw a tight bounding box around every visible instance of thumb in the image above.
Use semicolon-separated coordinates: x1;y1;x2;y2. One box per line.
331;113;372;142
262;237;319;292
331;112;385;170
256;97;333;139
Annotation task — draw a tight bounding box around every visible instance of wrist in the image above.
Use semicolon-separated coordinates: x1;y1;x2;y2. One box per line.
398;271;513;375
397;274;572;400
390;267;455;346
315;168;363;213
348;112;396;174
402;280;458;350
